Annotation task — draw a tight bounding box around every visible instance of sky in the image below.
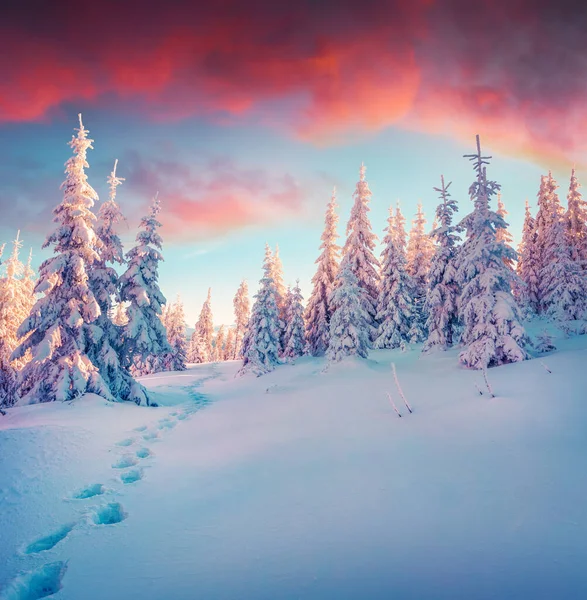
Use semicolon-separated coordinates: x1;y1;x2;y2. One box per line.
1;0;586;326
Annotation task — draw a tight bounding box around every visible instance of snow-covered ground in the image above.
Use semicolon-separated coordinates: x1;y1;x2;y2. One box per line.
1;330;587;599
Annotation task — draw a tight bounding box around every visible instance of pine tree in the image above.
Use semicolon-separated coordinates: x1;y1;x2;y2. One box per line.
0;244;18;409
374;204;415;350
457;135;527;369
342;163;380;331
516;200;540;314
305;187;341;356
423;176;461;352
13;115;113;403
194;288;214;362
119;193;171;387
283;280;306;360
232;280;250;359
565;168;587;269
406;203;434;343
240;244;281;375
88;159;143;401
270;244;287;349
495;193;515;270
327;261;371;362
214;325;225;362
187;327;207;364
224;327;236;361
539;174;587;323
162;297;187;371
110;301;129;326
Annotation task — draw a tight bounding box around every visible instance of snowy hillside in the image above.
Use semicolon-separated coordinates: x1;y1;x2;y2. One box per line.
1;330;587;600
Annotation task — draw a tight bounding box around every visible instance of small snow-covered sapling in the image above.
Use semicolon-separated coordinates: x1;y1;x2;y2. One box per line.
482;365;495;398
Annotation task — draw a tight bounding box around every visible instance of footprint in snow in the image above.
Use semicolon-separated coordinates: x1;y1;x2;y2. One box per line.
115;438;135;447
133;425;148;432
120;468;143;485
92;502;127;525
135;447;152;459
157;420;176;430
72;483;105;500
142;431;159;441
0;561;68;600
23;523;76;555
112;455;138;469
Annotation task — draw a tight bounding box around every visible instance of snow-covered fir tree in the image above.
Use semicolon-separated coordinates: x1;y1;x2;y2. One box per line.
423;176;461;352
342;163;380;332
110;301;129;326
13;115;113;403
565;168;587;269
305;187;341;356
538;174;587;323
456;135;527;369
187;327;207;364
0;243;18;409
162;297;187;371
327;260;371;362
282;280;306;360
87;159;143;401
495;193;515;270
269;245;287;349
374;204;415;350
232;280;250;360
224;327;236;361
194;288;214;362
119;193;171;387
516;200;540;314
406;203;434;343
240;244;281;375
214;325;225;362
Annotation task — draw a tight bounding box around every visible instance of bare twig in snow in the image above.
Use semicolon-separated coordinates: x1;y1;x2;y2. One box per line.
0;408;5;416
482;365;495;398
386;392;402;417
540;361;552;374
474;382;483;395
391;363;412;413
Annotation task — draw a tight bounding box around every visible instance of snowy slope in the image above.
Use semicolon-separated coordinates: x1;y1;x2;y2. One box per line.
1;332;587;599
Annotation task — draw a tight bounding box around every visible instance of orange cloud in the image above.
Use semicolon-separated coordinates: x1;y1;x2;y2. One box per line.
3;0;587;165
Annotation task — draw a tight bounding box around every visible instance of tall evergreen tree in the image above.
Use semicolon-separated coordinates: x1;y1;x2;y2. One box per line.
516;200;540;314
233;280;250;359
374;204;415;350
423;176;461;352
162;297;187;371
327;261;371;362
305;187;341;356
13;115;113;403
0;243;18;409
119;193;171;388
457;135;527;369
342;163;380;331
194;288;214;362
187;326;207;364
240;244;281;375
283;280;306;360
539;174;587;323
224;327;236;361
214;325;226;362
88;159;142;400
406;203;433;343
495;193;515;271
565;168;587;270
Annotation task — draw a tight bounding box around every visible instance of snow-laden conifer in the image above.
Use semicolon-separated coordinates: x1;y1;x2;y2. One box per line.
374;204;414;350
224;327;236;361
13;115;113;403
187;327;207;364
565;168;587;269
406;203;435;343
88;159;142;400
423;176;461;352
457;135;527;369
305;187;341;356
240;244;281;375
119;193;171;388
232;280;250;359
162;297;187;371
214;325;225;362
538;174;587;323
516;200;540;314
194;288;214;362
495;193;515;270
283;280;306;360
327;261;371;362
342;163;380;329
